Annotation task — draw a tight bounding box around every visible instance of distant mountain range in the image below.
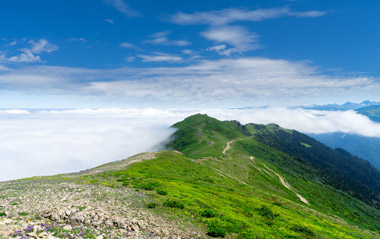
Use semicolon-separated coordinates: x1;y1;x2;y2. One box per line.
310;132;380;170
301;101;380;171
301;100;380;111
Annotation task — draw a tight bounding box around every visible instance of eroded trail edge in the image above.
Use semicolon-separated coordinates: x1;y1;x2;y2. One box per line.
263;164;310;205
223;140;237;154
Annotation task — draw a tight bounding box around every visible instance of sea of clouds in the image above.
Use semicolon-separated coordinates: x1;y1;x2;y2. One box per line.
1;107;380;181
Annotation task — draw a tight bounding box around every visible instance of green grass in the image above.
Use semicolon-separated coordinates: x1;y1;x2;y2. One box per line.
167;114;248;158
81;151;380;238
20;114;380;238
300;142;312;148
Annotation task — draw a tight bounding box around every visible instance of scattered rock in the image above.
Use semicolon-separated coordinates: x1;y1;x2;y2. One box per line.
0;181;204;238
63;225;72;230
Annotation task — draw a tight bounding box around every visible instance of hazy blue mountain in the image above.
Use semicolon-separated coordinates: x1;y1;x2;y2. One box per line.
306;104;380;171
309;133;380;171
356;105;380;122
300;100;380;111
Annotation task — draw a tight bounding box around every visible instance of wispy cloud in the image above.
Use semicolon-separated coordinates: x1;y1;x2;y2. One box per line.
120;42;135;48
124;56;135;62
138;52;183;62
0;57;377;107
182;49;194;55
1;52;41;63
202;26;259;55
105;19;114;24
171;7;327;55
0;39;58;63
0;65;10;72
104;0;142;17
171;7;328;25
145;31;190;46
68;37;87;43
29;39;58;54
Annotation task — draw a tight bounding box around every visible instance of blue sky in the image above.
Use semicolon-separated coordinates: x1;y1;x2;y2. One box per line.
1;0;380;108
3;0;380;180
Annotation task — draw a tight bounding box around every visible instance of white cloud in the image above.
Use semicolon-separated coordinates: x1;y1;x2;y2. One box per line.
0;39;58;63
0;65;10;72
0;57;378;107
105;19;114;24
104;0;142;17
3;52;41;63
171;7;328;25
202;26;260;55
182;49;194;55
86;58;379;106
0;109;30;114
204;108;380;137
145;31;190;46
1;107;380;182
0;109;177;182
29;39;58;54
171;7;327;56
138;53;183;62
120;42;135;48
68;38;87;43
124;56;135;62
207;44;227;54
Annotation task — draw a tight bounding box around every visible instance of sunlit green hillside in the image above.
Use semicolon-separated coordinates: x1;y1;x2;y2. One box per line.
36;114;380;238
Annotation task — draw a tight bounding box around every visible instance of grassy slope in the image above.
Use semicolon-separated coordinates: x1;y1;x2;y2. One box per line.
61;151;379;238
165;114;380;236
167;114;248;158
25;114;380;238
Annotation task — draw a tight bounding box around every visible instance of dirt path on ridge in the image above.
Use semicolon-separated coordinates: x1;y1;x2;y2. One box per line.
223;140;237;154
222;140;309;205
263;164;309;205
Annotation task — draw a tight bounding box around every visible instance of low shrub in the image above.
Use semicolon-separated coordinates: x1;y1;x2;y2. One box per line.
0;212;6;217
255;205;279;220
207;221;226;238
146;203;157;209
291;225;315;236
137;181;160;191
272;202;283;207
200;209;216;218
163;199;185;209
156;188;168;195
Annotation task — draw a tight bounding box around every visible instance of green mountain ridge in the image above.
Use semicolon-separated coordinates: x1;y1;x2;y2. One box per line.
2;113;380;238
168;114;380;209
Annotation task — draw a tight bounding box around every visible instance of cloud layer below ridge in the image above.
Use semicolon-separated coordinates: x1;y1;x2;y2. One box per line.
1;107;380;181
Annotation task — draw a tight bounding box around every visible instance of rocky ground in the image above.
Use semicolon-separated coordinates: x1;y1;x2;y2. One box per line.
0;180;204;239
